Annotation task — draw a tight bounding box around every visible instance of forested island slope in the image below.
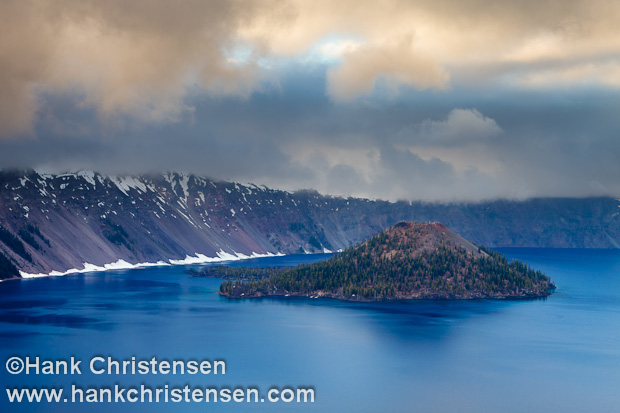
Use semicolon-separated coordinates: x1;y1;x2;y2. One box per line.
218;222;555;300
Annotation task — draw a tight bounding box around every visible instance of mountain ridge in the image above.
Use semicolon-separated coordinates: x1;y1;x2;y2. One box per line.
1;169;619;279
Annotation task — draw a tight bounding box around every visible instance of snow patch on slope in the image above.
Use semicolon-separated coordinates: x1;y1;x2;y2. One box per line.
111;176;148;195
77;171;96;187
169;250;282;265
19;251;283;279
19;260;171;278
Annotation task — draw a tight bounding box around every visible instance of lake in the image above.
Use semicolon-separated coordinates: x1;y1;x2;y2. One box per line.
1;249;619;412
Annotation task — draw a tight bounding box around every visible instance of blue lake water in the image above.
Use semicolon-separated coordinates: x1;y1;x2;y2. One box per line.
1;249;620;412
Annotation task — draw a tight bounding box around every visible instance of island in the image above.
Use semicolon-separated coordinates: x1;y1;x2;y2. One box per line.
208;222;555;301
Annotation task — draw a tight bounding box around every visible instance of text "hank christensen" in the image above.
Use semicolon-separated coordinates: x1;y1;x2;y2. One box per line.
6;356;225;375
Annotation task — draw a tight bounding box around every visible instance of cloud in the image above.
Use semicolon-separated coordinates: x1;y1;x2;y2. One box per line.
326;36;449;101
0;0;277;137
2;80;620;202
399;109;503;146
324;164;367;195
2;0;620;136
242;0;620;94
302;142;505;202
1;1;620;203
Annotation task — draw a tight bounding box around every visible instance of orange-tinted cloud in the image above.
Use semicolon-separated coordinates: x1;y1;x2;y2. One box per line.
1;0;620;137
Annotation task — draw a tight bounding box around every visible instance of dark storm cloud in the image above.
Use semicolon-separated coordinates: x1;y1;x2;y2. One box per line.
2;68;619;201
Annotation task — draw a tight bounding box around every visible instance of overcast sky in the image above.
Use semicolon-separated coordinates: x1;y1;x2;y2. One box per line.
1;0;619;201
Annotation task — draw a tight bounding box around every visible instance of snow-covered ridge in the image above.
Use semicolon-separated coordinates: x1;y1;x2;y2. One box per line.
28;169;343;200
19;250;284;279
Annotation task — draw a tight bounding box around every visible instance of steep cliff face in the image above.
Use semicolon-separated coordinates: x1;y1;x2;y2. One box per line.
0;169;619;279
0;170;399;277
